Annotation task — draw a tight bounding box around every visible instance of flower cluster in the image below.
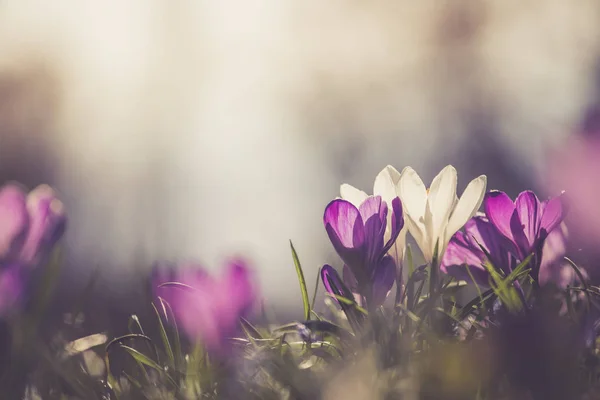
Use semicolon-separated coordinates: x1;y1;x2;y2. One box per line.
153;259;258;354
322;165;487;308
441;190;565;288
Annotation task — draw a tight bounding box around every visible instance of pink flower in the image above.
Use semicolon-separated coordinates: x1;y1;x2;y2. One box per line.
0;183;66;266
154;259;258;354
0;182;66;315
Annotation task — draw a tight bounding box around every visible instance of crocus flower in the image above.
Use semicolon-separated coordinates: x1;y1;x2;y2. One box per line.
340;165;408;275
324;195;403;306
484;190;563;279
441;215;515;287
398;165;487;264
0;183;66;315
154;259;258;354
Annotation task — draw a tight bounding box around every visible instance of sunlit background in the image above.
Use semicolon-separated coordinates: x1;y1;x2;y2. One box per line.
0;0;599;322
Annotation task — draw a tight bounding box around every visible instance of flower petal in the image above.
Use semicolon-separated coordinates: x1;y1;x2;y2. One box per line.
427;165;458;252
321;264;355;303
468;216;515;274
540;196;563;236
223;259;256;313
0;184;29;261
373;165;402;204
398;166;427;224
440;232;489;286
19;185;67;264
340;184;368;207
359;196;387;268
371;256;396;307
515;191;540;249
383;197;404;253
324;199;364;251
484;191;516;242
445;175;487;243
342;264;364;305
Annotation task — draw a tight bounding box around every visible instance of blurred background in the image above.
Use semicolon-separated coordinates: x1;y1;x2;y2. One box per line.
1;0;600;327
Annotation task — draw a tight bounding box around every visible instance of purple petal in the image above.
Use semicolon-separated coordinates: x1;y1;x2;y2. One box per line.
540;196;563;236
510;210;530;258
0;184;29;261
484;191;516;242
371;256;396;307
223;258;256;314
321;264;354;302
359;196;387;268
19;185;66;265
515;191;540;249
383;197;404;253
342;264;364;305
440;231;484;273
324;200;365;268
469;216;515;273
342;264;358;291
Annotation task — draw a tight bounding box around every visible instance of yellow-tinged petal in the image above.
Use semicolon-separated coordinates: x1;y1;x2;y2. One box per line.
445;175;487;243
340;184;368;207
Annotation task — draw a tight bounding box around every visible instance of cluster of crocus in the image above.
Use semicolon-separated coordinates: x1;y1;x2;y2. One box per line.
441;190;564;288
153;259;258;354
0;183;66;315
322;165;487;308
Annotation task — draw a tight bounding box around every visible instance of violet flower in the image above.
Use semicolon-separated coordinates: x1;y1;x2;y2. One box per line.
484;190;563;280
323;195;403;307
0;183;66;314
154;259;258;354
441;215;515;287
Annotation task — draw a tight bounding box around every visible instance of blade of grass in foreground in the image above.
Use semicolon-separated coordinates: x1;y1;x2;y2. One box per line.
290;240;311;321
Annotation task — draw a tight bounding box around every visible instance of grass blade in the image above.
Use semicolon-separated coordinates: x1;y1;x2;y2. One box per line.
290;240;311;321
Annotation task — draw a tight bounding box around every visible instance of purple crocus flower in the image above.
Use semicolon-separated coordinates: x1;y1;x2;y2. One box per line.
484;190;563;279
323;195;403;307
154;258;258;354
0;183;66;315
441;215;515;287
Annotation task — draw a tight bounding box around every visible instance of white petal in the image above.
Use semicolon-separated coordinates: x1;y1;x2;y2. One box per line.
445;174;487;242
398;166;427;221
427;165;457;247
404;214;429;261
373;165;401;203
340;184;368;206
388;226;407;266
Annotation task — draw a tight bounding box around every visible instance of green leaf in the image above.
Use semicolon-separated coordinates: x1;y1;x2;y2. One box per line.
152;302;175;368
119;344;163;371
290;240;311;321
119;345;178;388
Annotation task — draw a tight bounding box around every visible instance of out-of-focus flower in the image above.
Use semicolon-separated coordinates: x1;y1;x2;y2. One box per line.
538;224;583;289
484;190;563;279
323;195;403;306
441;215;514;287
340;165;408;281
0;183;66;266
0;183;66;315
154;259;258;354
398;165;487;263
546;135;600;247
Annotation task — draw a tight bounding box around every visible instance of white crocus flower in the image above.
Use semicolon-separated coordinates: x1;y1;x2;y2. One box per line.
397;165;487;264
340;166;408;269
